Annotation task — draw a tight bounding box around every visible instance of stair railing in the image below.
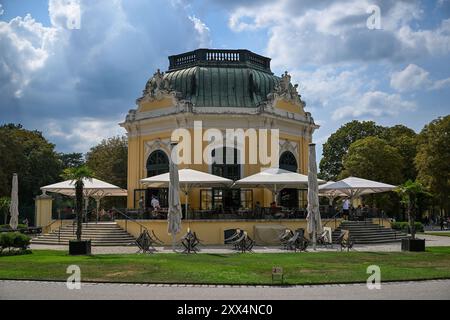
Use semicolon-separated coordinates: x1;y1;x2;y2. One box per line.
111;207;149;235
322;211;342;230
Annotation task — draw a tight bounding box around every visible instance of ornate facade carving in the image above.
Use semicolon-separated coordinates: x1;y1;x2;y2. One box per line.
266;71;306;109
136;69;181;104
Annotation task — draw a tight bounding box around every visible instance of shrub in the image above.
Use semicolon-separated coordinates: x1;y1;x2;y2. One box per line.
0;232;15;251
13;232;31;250
0;224;27;230
391;221;424;233
0;232;31;252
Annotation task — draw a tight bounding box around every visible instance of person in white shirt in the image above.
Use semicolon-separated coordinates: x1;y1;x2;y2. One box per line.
151;195;161;211
342;198;350;220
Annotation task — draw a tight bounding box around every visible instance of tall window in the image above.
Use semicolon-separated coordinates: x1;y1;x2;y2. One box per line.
211;147;241;181
279;151;299;208
144;150;169;209
211;147;241;211
146;150;169;177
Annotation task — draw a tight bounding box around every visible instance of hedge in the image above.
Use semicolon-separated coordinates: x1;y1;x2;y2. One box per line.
391;221;424;233
0;232;31;253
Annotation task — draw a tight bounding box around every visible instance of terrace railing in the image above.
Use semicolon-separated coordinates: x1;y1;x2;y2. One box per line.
168;49;272;72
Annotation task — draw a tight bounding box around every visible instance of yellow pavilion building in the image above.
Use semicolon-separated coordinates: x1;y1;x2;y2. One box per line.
120;49;319;215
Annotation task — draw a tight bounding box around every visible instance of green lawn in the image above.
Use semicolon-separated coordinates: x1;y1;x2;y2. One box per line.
425;232;450;237
1;247;450;285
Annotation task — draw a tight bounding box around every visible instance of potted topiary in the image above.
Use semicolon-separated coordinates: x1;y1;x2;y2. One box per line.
395;180;428;252
62;166;93;255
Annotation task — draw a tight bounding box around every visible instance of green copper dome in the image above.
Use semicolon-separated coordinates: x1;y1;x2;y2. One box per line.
163;49;280;108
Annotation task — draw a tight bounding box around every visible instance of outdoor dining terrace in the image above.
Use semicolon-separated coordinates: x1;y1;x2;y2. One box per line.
53;204;384;222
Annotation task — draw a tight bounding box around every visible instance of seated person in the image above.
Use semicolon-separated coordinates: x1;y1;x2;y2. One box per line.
151;195;161;212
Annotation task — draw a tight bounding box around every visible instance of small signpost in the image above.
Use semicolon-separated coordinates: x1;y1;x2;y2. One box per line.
272;267;284;284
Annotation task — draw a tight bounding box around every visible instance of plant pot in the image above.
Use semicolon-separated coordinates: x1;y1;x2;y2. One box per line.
69;240;91;255
401;238;425;252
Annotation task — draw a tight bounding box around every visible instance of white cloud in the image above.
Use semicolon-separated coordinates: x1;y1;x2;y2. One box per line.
0;4;4;16
189;15;212;47
227;0;450;67
0;0;210;153
49;0;82;29
47;117;126;152
0;14;57;97
390;64;431;92
390;64;450;92
332;91;416;120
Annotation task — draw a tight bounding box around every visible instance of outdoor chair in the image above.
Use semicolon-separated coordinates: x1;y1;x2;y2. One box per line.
335;229;354;252
226;229;254;253
136;229;162;253
180;229;201;254
316;227;333;248
278;228;294;248
285;228;309;252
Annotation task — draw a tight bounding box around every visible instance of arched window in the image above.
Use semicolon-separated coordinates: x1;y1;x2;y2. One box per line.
279;151;298;172
146;150;169;177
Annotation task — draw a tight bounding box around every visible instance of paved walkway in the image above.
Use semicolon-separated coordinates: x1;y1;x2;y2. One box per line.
1;279;449;300
29;234;450;254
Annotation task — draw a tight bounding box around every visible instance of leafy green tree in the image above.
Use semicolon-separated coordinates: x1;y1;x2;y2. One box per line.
340;137;405;216
61;166;93;241
382;125;418;181
395;180;429;239
0;124;61;205
319;120;385;180
415;116;450;215
0;197;11;225
340;136;403;184
58;153;84;169
85;136;127;189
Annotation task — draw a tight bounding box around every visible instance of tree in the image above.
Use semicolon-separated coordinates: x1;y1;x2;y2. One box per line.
61;166;93;241
58;153;84;169
319;121;385;180
0;124;62;205
415;116;450;216
340;137;404;216
0;197;11;225
340;136;403;185
382;125;418;181
85;136;127;189
395;180;428;239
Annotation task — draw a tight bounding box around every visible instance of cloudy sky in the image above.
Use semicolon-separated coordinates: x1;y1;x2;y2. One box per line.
1;0;449;159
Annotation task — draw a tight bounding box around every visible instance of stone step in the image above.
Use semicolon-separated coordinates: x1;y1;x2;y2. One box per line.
31;222;136;246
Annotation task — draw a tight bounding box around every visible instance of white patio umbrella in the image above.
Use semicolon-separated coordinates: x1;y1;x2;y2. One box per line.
318;176;396;202
9;173;19;230
306;144;322;250
167;143;182;251
234;167;325;204
41;178;127;221
140;169;233;219
319;181;348;205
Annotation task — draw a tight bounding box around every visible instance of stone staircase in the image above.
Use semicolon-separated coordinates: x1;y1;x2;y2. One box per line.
31;222;136;246
332;220;408;244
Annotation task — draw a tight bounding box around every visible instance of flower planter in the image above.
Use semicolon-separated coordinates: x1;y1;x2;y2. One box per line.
69;240;91;255
401;238;425;252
